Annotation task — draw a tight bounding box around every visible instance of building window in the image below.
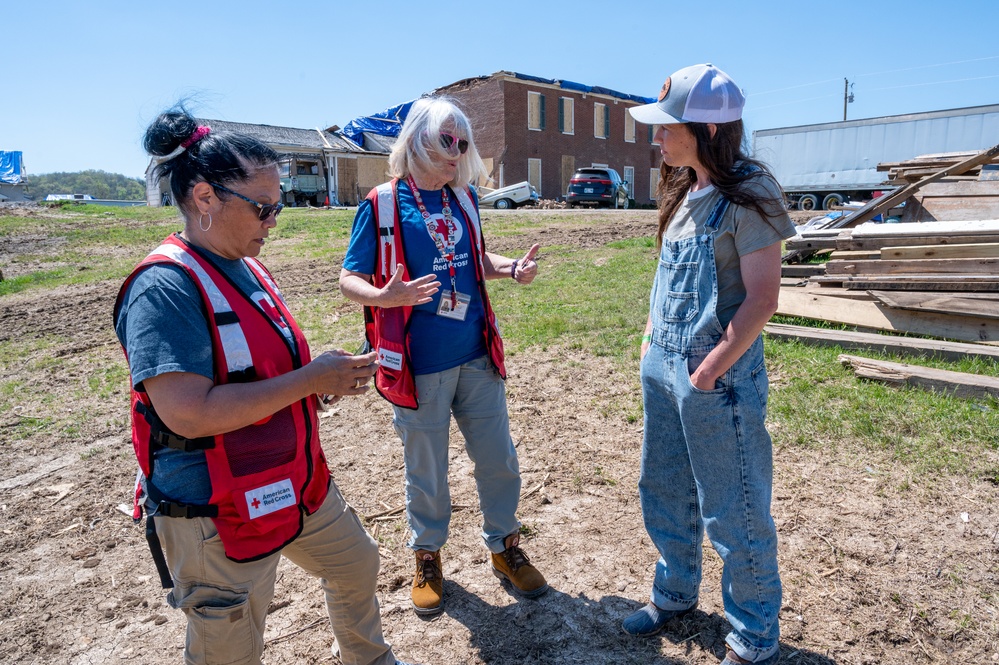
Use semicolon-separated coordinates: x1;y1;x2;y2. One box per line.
594;103;608;139
528;158;542;196
649;124;656;144
623;166;635;198
650;168;660;200
625;112;636;143
558;97;574;134
528;92;546;131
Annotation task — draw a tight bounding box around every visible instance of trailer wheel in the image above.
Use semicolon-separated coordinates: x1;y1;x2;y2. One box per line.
797;194;819;211
822;193;845;210
494;198;514;210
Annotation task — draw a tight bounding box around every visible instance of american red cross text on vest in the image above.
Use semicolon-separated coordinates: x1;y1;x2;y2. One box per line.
362;179;507;410
114;233;331;564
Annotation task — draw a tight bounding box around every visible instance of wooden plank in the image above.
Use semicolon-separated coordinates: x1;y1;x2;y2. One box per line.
847;282;999;292
881;243;999;260
776;288;999;342
781;265;826;278
832;277;999;292
837;234;999;251
825;257;999;275
813;275;999;284
870;291;999;301
797;228;845;238
763;323;999;362
781;283;878;300
785;236;841;251
868;291;999;320
831;250;881;260
911;180;999;197
851;219;999;237
838;354;999;399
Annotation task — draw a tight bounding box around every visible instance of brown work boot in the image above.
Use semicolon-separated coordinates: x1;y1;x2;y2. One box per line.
490;533;549;598
411;550;443;615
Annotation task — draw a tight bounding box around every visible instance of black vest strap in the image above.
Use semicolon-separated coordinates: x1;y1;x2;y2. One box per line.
213;310;240;326
145;517;174;589
154;501;219;519
136;400;215;452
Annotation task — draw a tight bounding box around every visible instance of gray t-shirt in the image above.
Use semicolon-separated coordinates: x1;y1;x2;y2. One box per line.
114;246;282;504
663;174;795;326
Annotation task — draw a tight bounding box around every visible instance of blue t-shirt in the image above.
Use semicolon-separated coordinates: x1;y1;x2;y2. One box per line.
114;244;288;505
343;182;487;374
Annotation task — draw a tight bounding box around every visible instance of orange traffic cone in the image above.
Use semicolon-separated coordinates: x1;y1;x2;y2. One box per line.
324;195;330;207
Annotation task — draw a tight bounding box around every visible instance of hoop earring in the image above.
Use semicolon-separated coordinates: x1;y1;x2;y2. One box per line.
199;212;212;232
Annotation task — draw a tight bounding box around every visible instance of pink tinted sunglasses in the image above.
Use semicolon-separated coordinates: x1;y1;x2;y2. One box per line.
439;131;469;155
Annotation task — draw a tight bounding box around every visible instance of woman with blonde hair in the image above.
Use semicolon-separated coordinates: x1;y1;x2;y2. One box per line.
340;96;546;616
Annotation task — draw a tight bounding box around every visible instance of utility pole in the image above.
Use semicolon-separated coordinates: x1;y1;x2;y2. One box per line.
843;78;855;121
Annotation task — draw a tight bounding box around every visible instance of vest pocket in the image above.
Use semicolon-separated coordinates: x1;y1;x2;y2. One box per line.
224;406;297;477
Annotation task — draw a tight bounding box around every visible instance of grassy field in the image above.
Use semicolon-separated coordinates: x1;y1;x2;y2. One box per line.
2;203;997;484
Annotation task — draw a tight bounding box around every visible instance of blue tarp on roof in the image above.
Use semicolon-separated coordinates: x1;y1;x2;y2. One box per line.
338;73;655;148
339;100;416;149
0;151;24;184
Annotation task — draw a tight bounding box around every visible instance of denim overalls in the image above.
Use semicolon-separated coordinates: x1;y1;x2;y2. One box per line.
639;194;782;662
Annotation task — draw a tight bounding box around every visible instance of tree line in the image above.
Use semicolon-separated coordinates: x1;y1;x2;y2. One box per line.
25;170;146;201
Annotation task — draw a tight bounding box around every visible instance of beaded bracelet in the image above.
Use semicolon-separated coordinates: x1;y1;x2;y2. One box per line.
641;334;652;344
510;259;519;280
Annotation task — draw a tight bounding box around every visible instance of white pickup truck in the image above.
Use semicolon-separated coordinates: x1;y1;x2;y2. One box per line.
477;181;539;209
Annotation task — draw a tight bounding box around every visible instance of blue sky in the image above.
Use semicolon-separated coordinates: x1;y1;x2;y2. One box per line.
3;0;998;179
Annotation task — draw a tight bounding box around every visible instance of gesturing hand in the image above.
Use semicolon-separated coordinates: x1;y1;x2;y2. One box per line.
312;350;378;399
379;264;440;307
512;244;541;284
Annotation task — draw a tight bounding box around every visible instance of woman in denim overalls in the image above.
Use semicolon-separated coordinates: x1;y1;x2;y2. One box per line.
622;65;797;665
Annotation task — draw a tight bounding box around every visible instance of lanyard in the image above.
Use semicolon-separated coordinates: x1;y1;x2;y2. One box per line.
405;175;459;309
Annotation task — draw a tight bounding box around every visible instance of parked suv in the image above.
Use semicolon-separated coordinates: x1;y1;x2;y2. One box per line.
566;167;630;208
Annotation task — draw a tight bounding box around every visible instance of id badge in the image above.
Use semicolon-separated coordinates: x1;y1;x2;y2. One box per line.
437;291;470;321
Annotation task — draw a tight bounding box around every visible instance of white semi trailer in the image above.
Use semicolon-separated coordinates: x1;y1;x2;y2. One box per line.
752;104;999;211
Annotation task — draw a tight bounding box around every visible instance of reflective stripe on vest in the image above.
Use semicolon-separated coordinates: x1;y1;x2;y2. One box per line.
364;180;506;409
116;234;330;563
146;242;253;376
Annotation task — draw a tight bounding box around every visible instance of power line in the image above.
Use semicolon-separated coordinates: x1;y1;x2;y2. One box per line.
754;79;842;97
753;54;999;97
752;94;840;111
857;54;999;78
867;73;999;92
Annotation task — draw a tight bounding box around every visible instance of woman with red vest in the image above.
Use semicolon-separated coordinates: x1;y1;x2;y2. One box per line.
115;106;417;665
340;96;546;616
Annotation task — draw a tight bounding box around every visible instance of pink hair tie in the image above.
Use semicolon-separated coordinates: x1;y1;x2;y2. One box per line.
180;125;211;149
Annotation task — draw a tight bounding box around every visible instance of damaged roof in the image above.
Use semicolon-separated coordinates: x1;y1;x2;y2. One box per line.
340;71;654;148
199;119;367;153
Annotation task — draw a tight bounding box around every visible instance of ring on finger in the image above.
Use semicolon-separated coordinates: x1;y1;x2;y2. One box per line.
354;377;363;389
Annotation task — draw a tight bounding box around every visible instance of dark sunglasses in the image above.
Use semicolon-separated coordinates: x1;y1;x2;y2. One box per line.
210;182;285;220
439;132;469;155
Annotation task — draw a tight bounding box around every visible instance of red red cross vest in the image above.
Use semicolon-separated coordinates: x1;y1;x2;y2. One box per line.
363;179;506;409
114;233;331;562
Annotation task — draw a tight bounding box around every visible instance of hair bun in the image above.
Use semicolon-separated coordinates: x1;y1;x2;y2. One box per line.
143;107;198;157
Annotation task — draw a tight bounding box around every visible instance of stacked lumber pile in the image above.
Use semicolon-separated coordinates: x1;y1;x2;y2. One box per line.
772;145;999;397
877;150;999;185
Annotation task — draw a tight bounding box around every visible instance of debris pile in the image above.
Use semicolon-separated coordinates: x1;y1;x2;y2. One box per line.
771;143;999;397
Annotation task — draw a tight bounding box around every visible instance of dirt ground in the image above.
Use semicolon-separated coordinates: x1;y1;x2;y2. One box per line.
0;207;996;664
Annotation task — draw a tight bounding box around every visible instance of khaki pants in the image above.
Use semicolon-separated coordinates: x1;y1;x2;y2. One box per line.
155;483;395;665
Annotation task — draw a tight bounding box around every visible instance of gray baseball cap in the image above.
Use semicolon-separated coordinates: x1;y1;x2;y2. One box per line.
629;64;745;125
